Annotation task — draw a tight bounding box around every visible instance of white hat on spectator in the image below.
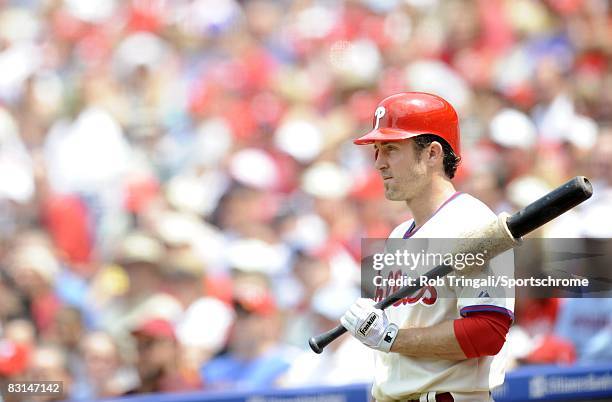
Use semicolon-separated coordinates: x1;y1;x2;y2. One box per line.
229;149;280;190
12;245;60;284
152;211;224;264
226;238;286;274
0;108;33;203
282;214;329;252
507;176;551;208
331;39;382;87
0;159;34;203
44;107;131;194
0;42;41;99
0;7;40;43
125;293;184;329
405;60;471;113
535;94;575;141
193;118;233;167
64;0;117;23
176;297;234;350
113;32;168;76
165;174;208;215
580;196;612;238
490;108;537;149
165;171;228;217
312;284;361;321
301;162;353;199
189;0;243;35
154;211;203;246
562;115;598;150
117;232;164;266
294;4;337;40
275;117;323;163
151;210;226;272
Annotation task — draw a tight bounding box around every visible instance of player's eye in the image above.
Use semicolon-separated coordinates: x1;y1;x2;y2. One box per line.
374;149;379;161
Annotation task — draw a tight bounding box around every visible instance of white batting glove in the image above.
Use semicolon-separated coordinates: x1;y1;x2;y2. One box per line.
340;298;399;352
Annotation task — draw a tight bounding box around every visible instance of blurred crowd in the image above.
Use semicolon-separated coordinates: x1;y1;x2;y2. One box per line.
0;0;611;400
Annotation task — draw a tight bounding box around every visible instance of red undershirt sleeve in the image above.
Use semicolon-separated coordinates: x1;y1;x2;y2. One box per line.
453;311;512;358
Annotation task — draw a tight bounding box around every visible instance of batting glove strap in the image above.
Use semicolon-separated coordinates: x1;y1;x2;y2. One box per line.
377;322;399;352
340;298;399;353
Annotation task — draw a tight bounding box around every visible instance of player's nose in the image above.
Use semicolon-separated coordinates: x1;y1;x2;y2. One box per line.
374;150;388;171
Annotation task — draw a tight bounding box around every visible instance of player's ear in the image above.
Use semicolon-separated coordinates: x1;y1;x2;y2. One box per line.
426;141;444;166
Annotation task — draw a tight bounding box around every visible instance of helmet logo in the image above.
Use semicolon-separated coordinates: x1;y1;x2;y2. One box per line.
374;106;386;130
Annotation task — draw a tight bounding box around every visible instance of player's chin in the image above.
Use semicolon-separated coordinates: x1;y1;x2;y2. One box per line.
383;187;405;201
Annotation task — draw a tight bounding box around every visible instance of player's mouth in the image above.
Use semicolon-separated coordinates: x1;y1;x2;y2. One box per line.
382;176;393;181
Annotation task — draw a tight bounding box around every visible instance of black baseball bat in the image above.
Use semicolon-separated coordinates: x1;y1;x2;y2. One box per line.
309;176;593;354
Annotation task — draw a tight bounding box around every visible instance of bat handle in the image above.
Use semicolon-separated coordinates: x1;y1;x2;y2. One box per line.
308;296;408;353
309;325;347;354
309;265;453;354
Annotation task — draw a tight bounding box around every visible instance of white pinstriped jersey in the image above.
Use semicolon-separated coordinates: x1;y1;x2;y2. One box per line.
372;193;514;402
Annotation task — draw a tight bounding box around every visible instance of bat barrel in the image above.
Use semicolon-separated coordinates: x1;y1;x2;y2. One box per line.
506;176;592;238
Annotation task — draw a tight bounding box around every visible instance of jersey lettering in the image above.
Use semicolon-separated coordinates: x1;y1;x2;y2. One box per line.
374;269;438;306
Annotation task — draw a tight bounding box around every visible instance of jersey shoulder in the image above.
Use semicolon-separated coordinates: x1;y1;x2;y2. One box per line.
444;193;497;221
387;193;496;239
419;193;497;237
389;219;415;239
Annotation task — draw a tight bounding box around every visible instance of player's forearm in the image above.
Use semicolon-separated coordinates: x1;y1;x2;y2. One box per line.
389;320;467;360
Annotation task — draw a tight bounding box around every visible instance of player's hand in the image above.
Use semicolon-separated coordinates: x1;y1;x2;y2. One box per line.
340;298;398;352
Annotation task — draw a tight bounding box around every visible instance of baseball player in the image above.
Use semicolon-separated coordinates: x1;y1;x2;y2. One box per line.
341;93;514;402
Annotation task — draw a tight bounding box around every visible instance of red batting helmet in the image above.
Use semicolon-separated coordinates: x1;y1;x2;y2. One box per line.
353;92;460;155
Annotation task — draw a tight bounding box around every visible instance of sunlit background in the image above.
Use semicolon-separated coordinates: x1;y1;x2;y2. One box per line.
0;0;610;400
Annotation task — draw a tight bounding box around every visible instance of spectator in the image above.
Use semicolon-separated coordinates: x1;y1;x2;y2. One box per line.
99;232;183;341
72;332;138;399
159;248;234;384
7;240;62;336
1;319;36;379
555;298;612;363
126;318;199;394
25;344;73;401
201;279;291;391
280;284;375;387
283;251;332;348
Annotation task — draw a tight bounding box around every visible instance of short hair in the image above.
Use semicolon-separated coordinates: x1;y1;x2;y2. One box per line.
412;134;461;179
